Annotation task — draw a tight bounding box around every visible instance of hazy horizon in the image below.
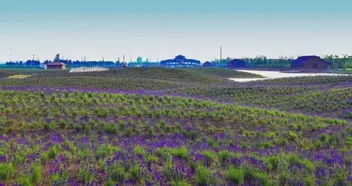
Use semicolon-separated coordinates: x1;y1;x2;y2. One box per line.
1;0;351;62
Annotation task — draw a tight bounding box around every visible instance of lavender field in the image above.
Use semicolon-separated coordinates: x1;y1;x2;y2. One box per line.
0;68;351;185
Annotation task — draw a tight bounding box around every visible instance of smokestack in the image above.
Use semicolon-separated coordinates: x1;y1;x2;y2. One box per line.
220;46;223;62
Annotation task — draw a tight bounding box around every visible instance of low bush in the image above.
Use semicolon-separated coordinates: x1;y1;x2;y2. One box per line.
0;163;15;181
194;164;214;186
227;167;245;185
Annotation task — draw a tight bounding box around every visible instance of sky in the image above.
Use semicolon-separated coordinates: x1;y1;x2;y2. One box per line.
0;0;351;62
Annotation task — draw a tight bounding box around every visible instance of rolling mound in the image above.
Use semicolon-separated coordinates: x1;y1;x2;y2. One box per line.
0;90;350;185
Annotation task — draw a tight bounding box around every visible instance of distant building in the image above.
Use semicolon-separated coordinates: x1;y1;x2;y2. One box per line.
228;59;247;68
202;61;213;67
44;62;66;70
128;62;160;67
291;56;330;71
128;57;160;67
160;55;200;68
44;53;66;70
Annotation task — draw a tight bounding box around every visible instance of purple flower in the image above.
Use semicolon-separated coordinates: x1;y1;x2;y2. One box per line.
330;153;344;165
16;138;28;144
80;136;90;144
0;155;6;162
314;152;325;161
50;133;64;144
0;135;8;141
315;166;327;177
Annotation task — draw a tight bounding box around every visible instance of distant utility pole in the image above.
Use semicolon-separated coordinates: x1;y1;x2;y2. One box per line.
123;55;125;63
220;46;223;62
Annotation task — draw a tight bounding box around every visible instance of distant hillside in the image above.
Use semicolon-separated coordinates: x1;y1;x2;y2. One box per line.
18;67;223;84
0;67;235;90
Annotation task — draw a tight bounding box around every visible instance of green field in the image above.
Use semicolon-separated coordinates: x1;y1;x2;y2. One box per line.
0;67;351;185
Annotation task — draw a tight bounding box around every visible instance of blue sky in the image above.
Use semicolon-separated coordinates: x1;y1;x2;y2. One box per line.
0;0;351;62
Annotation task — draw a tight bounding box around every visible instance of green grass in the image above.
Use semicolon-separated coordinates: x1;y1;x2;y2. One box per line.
0;67;264;89
28;67;226;84
0;90;345;145
169;85;352;119
0;89;350;185
0;67;351;185
0;76;183;90
0;67;240;90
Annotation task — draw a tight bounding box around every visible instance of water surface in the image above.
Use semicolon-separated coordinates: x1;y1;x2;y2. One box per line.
229;70;349;82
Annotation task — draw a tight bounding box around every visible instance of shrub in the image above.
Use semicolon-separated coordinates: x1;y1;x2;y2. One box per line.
346;136;352;146
278;172;289;185
14;152;26;165
254;171;271;186
118;120;126;129
163;158;183;182
59;120;68;129
206;138;220;148
96;144;119;159
304;176;315;186
104;123;118;134
244;167;270;186
156;147;172;158
287;131;299;141
133;146;147;157
77;148;91;160
227;167;244;185
171;179;191;186
201;150;217;162
265;155;280;171
286;154;315;173
194;164;214;186
94;108;109;118
344;112;352;119
327;135;340;146
0;163;15;181
180;129;197;141
129;164;143;183
258;141;274;149
146;154;159;163
48;121;57;130
331;175;348;186
103;180;115;186
51;171;69;186
109;164;126;183
31;164;42;184
16;175;32;186
218;150;231;164
78;168;94;184
47;145;61;159
171;147;189;160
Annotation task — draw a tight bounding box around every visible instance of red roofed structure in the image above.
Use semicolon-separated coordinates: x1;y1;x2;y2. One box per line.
44;62;66;70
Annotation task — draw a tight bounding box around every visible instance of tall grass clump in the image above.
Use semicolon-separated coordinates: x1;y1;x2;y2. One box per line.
194;164;214;186
0;163;15;181
227;167;245;185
